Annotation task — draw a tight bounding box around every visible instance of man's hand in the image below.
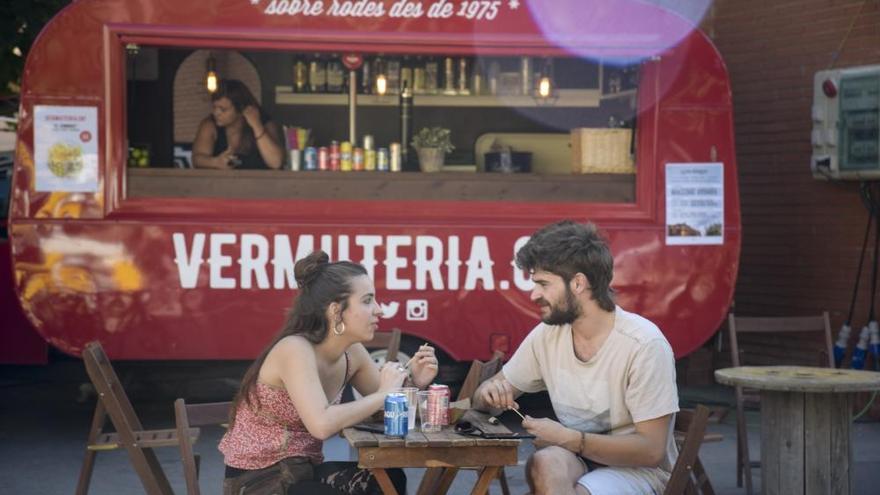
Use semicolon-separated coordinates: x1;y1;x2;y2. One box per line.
477;377;519;411
522;415;576;449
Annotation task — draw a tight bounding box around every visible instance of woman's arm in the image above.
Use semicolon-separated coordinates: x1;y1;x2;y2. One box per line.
242;107;284;169
192;118;231;169
273;339;405;440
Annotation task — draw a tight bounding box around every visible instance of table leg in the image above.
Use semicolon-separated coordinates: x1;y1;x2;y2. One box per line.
416;467;445;495
470;466;501;495
435;467;459;494
372;468;399;495
761;391;853;495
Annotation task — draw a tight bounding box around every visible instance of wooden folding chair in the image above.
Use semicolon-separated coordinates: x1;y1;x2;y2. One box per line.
417;350;509;495
174;399;232;495
76;341;198;495
665;405;712;495
727;311;834;495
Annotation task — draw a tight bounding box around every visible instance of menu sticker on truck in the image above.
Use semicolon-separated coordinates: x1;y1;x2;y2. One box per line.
665;163;723;246
34;105;99;193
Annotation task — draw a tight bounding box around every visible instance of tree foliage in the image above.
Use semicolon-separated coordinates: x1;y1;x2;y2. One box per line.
0;0;71;99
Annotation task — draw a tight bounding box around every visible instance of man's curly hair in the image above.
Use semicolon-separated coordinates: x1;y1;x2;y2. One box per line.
515;220;615;312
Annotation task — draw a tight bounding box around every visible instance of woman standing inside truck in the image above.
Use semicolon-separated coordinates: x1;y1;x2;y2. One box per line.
192;79;284;170
220;251;439;494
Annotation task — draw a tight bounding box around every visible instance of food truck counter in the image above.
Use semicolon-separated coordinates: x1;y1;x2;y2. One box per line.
127;168;635;202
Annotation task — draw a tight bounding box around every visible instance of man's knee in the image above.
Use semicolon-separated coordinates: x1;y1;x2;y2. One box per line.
528;446;574;479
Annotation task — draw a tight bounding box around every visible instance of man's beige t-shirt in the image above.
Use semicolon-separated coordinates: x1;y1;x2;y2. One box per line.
503;305;679;492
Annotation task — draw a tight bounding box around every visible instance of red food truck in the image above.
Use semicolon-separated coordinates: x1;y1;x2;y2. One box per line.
9;0;739;371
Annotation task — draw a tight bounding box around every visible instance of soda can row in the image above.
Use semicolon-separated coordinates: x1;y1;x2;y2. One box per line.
292;144;400;172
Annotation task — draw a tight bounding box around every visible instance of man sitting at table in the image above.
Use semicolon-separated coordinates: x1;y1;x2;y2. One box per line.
473;220;679;495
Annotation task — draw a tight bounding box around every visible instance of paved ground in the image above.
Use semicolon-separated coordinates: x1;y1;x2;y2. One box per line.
2;358;880;494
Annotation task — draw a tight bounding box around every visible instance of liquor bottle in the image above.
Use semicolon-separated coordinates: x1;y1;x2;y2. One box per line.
400;56;413;97
457;57;470;96
309;54;326;93
293;55;308;93
386;57;401;95
399;82;414;170
424;57;439;95
361;57;372;95
327;54;344;93
442;57;457;95
413;56;426;95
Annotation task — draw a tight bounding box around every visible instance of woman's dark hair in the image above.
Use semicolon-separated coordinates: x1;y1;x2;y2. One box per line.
515;220;616;312
211;79;269;154
229;251;368;425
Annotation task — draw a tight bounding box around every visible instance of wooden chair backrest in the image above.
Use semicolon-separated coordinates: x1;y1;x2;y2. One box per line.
728;312;834;368
457;350;505;402
174;399;232;495
365;328;402;362
665;405;711;495
82;341;174;495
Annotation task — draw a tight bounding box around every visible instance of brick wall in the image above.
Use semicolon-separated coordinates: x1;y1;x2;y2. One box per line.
173;50;262;143
709;0;880;334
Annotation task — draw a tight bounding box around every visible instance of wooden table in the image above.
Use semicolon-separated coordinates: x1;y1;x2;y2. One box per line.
342;410;521;495
715;365;880;495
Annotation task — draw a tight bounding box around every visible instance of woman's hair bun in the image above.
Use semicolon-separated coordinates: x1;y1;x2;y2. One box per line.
294;251;330;289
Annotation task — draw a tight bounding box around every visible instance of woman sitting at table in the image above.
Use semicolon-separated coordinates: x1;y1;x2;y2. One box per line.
220;250;439;494
192;79;284;170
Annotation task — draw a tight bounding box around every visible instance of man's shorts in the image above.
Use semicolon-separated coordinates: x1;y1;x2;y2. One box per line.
575;457;659;495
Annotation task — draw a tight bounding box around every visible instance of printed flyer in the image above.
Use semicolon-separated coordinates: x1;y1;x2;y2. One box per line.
666;162;724;246
34;105;99;192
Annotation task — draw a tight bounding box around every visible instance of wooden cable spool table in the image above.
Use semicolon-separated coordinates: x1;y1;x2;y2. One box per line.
715;365;880;495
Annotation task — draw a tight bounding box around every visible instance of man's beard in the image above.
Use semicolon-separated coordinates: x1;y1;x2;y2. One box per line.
541;287;581;325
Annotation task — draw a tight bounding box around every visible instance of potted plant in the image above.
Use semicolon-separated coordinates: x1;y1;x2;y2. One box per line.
411;126;454;172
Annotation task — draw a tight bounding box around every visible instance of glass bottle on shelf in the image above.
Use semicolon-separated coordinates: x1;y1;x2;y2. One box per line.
361;56;372;95
326;54;344;93
413;56;426;95
457;57;471;96
309;53;327;93
400;56;413;96
386;57;401;95
424;57;439;95
442;57;457;95
293;55;308;93
488;59;500;96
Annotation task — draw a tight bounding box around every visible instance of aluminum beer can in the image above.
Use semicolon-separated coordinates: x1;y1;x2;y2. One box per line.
303;147;318;171
317;147;329;171
384;393;409;437
329;141;340;171
377;148;390;171
365;149;377;171
428;384;450;425
389;142;401;172
340;141;353;171
353;147;365;171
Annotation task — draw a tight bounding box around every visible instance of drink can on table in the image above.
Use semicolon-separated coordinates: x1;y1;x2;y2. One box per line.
365;149;377;171
384;393;409;437
427;384;450;425
389;142;401;172
340;141;353;171
303;147;318;171
376;148;390;171
329;141;341;170
353;147;365;171
317;146;329;171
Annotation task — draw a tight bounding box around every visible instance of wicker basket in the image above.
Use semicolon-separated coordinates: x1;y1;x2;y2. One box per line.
570;128;635;174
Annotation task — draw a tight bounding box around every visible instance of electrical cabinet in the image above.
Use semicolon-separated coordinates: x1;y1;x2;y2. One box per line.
812;64;880;180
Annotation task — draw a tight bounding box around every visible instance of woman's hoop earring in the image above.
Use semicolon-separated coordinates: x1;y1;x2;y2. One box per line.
333;321;346;336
